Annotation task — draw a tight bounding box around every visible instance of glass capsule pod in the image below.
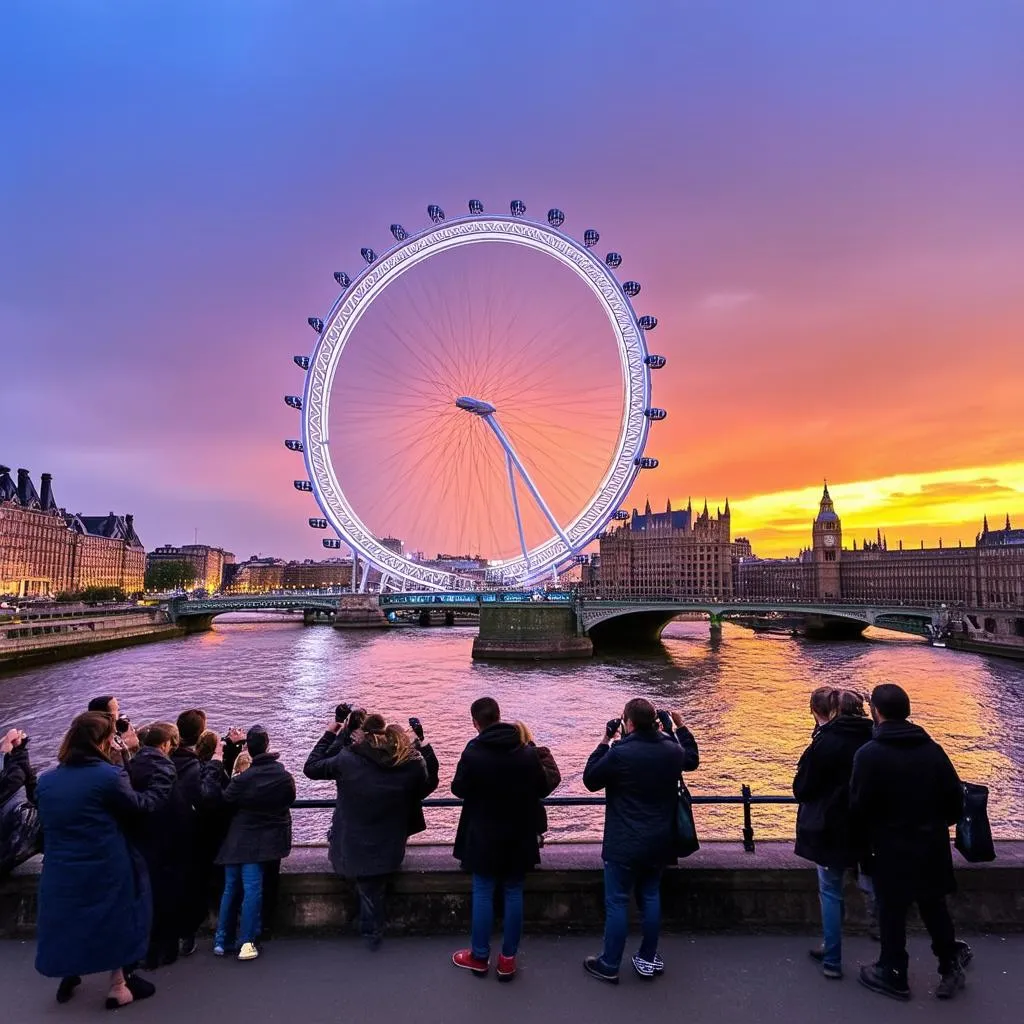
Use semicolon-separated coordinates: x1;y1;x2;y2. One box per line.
323;538;342;549
427;204;445;223
638;315;658;330
308;518;328;529
284;395;303;410
623;281;641;297
293;480;313;492
583;229;599;247
644;407;667;420
510;199;526;217
644;354;667;369
334;271;351;288
612;510;630;520
361;247;377;264
307;317;324;333
547;208;565;228
605;252;622;268
635;456;659;469
285;440;304;452
293;355;310;370
468;199;484;214
390;224;408;241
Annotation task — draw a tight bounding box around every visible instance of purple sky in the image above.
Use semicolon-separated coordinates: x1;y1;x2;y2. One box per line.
2;1;1022;561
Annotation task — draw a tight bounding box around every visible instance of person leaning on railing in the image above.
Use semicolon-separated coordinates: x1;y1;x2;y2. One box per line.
581;698;699;984
303;708;439;950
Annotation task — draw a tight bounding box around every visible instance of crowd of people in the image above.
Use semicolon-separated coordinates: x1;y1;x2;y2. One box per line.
0;682;974;1009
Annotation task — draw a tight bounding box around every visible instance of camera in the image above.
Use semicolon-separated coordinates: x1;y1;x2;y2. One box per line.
115;716;131;735
347;708;366;731
606;717;622;739
656;709;674;734
335;702;353;724
408;717;424;741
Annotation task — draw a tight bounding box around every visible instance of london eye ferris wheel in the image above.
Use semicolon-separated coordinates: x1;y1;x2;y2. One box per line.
284;199;667;591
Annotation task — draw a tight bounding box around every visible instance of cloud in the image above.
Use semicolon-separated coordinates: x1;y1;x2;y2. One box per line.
699;291;758;311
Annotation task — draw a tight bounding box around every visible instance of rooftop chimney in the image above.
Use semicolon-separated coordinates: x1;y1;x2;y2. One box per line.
39;472;54;511
16;469;31;505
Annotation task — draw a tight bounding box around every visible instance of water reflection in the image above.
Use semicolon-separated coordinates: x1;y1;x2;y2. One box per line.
0;618;1020;844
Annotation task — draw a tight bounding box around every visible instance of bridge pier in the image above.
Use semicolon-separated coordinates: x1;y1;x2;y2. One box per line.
333;594;389;630
473;603;592;660
709;613;723;642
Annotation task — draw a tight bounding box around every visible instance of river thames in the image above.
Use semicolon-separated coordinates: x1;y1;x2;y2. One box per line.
1;618;1021;843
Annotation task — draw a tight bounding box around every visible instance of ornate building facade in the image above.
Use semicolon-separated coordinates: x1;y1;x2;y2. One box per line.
226;556;355;593
0;466;145;596
735;485;1023;609
596;498;733;598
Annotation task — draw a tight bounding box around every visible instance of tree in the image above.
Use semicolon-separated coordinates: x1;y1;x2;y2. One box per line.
145;560;198;592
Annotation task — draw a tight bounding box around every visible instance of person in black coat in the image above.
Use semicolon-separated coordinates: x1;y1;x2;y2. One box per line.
213;726;295;962
304;711;439;948
450;697;559;981
792;687;873;979
582;698;699;983
126;723;183;970
850;684;966;1002
169;709;205;954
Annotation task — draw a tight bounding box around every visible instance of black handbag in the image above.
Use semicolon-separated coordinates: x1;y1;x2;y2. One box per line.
954;782;996;863
673;780;700;859
0;786;42;879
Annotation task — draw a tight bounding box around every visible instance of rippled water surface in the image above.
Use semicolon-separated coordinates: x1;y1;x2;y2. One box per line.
2;618;1022;844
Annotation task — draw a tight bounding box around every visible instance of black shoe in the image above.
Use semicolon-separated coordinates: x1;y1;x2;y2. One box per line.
56;976;81;1004
179;935;198;958
936;966;965;1000
583;956;619;985
954;940;973;969
808;946;825;963
858;964;911;1001
105;973;156;1010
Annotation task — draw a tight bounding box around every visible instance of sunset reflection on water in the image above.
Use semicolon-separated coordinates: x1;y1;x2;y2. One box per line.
1;619;1020;845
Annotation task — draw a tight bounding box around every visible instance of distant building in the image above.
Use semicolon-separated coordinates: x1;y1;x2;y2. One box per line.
597;498;733;599
226;556;354;593
0;466;144;596
147;544;236;593
735;485;1023;609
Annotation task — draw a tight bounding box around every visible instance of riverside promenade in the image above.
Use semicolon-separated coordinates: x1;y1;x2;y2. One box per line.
1;933;1022;1021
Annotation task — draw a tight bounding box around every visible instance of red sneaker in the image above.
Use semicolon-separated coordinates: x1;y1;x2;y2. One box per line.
452;949;489;976
496;954;517;981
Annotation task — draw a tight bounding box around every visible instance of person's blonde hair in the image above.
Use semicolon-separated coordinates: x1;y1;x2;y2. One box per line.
195;729;219;762
233;750;253;775
514;721;535;746
358;713;416;765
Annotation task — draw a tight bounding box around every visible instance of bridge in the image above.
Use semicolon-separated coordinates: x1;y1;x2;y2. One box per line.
163;591;941;648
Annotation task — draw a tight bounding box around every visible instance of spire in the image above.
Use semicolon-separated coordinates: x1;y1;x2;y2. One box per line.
666;498;672;513
876;527;882;546
852;538;857;551
687;496;692;513
1007;514;1012;531
702;498;708;520
717;506;721;518
644;498;652;516
724;497;730;515
822;479;831;501
983;515;989;533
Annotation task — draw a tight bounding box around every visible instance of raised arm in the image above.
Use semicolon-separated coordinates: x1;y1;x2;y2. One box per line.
304;726;346;781
583;742;614;793
673;726;700;772
105;762;172;819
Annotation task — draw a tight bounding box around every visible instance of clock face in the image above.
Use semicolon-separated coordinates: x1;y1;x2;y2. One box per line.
823;534;836;547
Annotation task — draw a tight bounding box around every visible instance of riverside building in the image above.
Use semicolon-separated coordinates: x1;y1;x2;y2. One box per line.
147;543;236;593
0;466;145;597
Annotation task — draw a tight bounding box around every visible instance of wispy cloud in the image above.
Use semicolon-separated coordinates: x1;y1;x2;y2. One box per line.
699;291;758;311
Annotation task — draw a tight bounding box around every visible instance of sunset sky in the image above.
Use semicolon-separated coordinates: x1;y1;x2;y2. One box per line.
2;1;1022;562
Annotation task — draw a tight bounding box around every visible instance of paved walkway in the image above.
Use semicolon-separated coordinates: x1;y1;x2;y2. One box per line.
2;933;1021;1022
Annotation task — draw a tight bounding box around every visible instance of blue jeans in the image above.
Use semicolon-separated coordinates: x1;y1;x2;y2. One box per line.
215;863;263;948
600;862;662;971
471;874;524;959
817;866;845;968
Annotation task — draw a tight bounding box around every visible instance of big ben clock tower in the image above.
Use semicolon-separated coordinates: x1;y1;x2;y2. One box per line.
812;482;842;600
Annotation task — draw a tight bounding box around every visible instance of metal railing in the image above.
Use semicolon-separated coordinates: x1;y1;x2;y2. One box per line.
292;786;798;853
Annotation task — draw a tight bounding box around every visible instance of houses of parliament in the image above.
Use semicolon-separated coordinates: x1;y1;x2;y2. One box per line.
594;484;1024;611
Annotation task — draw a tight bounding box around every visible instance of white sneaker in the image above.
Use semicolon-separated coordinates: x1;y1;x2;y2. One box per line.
213;945;226;957
238;942;259;961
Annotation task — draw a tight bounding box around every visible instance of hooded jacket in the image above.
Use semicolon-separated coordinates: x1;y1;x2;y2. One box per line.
304;731;439;878
215;752;295;866
793;714;873;868
849;720;963;896
451;722;557;876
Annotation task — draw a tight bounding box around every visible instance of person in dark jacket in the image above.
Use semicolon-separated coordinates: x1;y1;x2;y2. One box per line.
213;726;295;962
514;721;562;844
35;711;172;1009
850;683;966;1002
450;697;559;981
792;687;873;979
304;711;439;949
126;723;183;970
170;708;207;956
1;727;36;806
582;698;699;983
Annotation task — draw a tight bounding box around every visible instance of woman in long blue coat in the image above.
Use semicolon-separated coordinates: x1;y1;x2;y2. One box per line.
35;711;172;1009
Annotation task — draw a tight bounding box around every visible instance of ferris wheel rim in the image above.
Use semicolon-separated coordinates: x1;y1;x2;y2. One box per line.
301;213;653;591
